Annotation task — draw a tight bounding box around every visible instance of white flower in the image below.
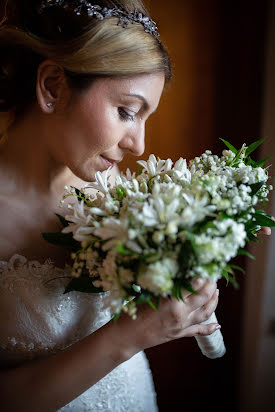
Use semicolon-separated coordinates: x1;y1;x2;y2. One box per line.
140;195;180;228
137;154;166;176
194;219;246;264
172;158;191;182
62;148;271;318
180;192;216;227
119;267;134;287
138;258;179;296
85;168;112;194
94;217;142;253
62;200;94;241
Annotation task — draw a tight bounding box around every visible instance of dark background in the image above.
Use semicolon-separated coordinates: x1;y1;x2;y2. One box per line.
123;1;269;411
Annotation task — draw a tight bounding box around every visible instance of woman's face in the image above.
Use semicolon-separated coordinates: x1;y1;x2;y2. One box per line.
49;72;165;181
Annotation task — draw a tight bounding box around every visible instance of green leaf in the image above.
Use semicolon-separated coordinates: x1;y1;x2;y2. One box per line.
250;181;265;195
42;232;80;251
247;232;260;242
230;264;245;274
246;137;265;157
116;242;138;257
246;157;256;167
172;282;185;301
72;187;91;205
254;157;271;167
222;269;230;286
112;312;121;323
237;249;256;260
222;268;239;289
220;138;238;154
229;147;242;167
55;213;69;228
147;299;158;311
64;277;103;294
253;214;275;227
225;265;234;275
136;292;152;305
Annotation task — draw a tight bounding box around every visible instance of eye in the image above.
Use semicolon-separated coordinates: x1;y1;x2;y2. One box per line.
118;107;136;122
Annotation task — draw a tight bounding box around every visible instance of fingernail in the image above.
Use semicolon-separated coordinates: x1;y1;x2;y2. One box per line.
216;289;220;296
215;324;221;330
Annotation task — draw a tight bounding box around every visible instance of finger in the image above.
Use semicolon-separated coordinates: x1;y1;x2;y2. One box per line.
187;280;217;311
179;278;207;300
182;322;221;338
190;277;208;292
191;288;219;324
259;227;272;236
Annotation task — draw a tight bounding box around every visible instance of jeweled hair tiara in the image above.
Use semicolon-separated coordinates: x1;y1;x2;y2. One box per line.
39;0;159;40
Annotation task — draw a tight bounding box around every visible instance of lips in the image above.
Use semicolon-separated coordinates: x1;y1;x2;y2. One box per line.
100;155;122;167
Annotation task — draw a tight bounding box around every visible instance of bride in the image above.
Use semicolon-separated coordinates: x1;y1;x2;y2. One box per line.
0;1;221;411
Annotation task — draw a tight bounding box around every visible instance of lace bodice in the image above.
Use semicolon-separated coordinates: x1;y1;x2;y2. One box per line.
0;254;158;411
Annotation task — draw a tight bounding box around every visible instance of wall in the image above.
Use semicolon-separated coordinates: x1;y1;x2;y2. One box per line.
240;2;275;410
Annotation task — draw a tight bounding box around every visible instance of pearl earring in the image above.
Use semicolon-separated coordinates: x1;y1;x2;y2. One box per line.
46;102;53;108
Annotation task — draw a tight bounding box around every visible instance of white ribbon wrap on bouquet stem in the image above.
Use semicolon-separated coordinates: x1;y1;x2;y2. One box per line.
195;312;226;359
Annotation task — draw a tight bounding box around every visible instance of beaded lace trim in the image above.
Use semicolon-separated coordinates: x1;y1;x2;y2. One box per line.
0;254;110;362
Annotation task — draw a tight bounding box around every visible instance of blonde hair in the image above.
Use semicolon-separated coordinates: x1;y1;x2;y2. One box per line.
0;0;171;135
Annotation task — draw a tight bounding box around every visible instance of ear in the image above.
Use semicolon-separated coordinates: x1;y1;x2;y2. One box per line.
36;60;71;114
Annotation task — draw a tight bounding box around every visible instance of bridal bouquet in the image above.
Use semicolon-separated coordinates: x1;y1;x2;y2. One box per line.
43;138;274;359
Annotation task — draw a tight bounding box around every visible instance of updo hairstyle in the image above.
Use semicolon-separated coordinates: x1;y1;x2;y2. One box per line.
0;0;171;125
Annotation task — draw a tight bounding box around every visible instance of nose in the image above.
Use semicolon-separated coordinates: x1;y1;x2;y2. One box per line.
119;123;145;157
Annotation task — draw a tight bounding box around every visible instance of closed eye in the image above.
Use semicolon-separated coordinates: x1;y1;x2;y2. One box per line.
118;107;136;122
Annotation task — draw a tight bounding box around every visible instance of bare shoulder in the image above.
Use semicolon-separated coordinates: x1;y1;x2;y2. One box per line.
0;195;24;259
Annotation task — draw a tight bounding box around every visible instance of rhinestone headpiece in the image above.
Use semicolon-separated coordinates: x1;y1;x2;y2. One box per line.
38;1;159;40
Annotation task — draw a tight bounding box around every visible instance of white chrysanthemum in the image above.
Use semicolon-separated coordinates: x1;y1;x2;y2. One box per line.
138;258;179;296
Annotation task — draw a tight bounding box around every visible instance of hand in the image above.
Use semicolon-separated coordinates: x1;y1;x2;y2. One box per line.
117;279;219;353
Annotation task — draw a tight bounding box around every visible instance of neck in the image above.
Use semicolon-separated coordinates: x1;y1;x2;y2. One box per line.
0;108;75;201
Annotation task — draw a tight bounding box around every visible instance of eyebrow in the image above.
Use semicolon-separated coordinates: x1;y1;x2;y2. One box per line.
123;93;150;112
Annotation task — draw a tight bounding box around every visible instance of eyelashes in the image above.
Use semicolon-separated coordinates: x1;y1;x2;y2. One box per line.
118;107;136;122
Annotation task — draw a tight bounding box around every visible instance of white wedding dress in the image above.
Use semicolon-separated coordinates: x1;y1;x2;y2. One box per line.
0;254;158;412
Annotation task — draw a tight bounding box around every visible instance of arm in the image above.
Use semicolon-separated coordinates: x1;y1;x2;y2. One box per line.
0;279;219;412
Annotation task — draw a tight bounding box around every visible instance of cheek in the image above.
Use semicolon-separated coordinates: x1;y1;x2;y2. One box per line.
77;100;120;151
